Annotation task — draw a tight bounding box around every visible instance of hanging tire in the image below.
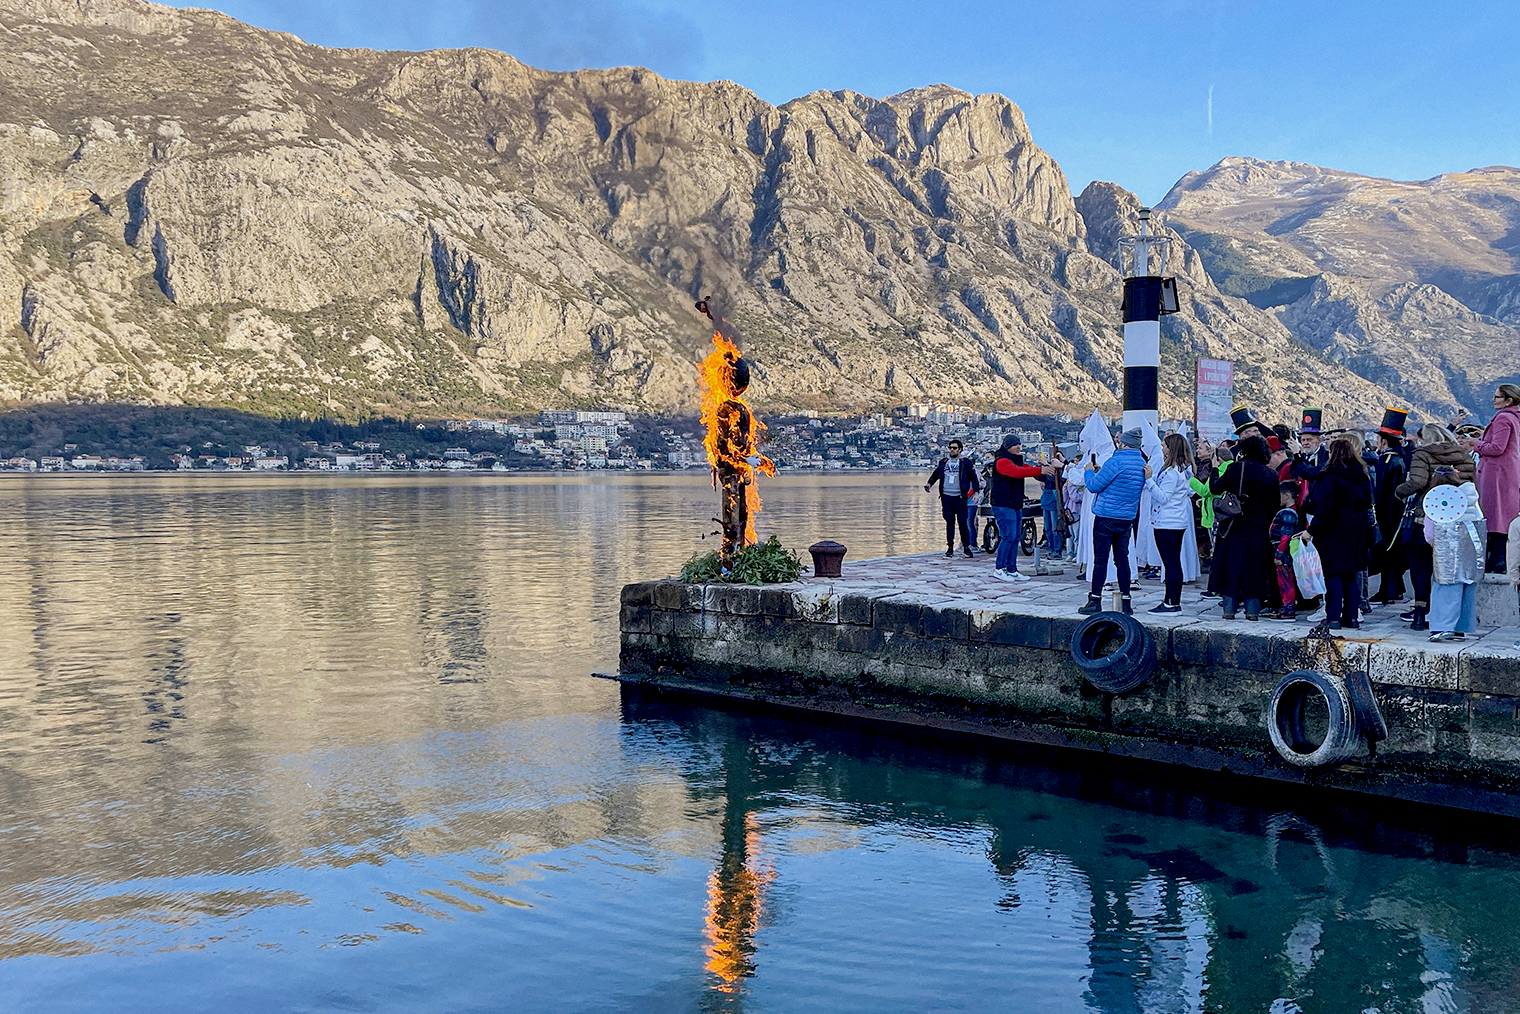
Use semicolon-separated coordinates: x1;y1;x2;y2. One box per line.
1341;669;1388;743
1020;517;1036;556
1070;612;1157;694
1267;669;1364;767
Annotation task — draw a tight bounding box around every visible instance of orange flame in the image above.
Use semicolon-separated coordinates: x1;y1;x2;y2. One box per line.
702;814;774;991
698;332;774;545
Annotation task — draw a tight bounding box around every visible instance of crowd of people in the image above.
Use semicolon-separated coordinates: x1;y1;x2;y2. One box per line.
924;386;1520;640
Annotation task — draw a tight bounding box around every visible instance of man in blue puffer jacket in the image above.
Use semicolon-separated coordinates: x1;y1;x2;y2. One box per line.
1078;428;1149;615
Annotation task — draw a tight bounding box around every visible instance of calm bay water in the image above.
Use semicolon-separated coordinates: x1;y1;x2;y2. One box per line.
0;472;1518;1013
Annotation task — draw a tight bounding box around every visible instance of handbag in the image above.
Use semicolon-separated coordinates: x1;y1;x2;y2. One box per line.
1213;462;1246;527
1398;494;1419;543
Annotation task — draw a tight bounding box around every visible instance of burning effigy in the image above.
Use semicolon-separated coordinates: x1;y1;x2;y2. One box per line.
696;299;775;565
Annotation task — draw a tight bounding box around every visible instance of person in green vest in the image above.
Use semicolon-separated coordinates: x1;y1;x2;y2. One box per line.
1191;438;1231;595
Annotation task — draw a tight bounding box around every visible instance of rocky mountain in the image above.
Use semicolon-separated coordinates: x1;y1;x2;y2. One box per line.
1159;157;1520;416
0;0;1400;423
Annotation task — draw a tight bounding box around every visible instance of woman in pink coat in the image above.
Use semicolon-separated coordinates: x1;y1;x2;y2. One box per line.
1465;384;1520;572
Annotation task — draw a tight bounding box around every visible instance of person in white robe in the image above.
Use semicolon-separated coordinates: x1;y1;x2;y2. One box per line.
1075;410;1113;574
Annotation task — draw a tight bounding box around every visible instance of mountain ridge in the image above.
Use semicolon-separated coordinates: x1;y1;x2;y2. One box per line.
1159;154;1520;413
0;0;1460;425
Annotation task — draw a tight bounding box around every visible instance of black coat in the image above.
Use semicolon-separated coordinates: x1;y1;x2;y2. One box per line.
1207;459;1279;601
1371;448;1408;576
926;457;980;498
1305;461;1373;575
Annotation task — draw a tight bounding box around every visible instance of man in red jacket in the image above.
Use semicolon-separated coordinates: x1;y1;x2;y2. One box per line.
987;435;1052;582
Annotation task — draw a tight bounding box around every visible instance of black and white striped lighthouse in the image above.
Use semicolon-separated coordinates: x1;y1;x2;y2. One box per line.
1118;208;1179;431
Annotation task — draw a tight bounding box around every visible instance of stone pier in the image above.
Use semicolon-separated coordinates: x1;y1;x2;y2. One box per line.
618;551;1520;817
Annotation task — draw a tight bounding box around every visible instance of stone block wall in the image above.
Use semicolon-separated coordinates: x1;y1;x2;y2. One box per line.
621;579;1520;814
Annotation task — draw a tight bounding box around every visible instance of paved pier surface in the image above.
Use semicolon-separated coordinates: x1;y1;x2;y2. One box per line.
785;550;1520;691
619;550;1520;816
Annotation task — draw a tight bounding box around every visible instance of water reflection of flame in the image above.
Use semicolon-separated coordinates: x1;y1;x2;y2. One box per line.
702;813;773;992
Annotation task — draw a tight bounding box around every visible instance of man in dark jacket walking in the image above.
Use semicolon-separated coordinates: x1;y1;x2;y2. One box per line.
926;439;982;558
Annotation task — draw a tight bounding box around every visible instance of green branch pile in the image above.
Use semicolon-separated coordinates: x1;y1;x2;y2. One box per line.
679;536;804;585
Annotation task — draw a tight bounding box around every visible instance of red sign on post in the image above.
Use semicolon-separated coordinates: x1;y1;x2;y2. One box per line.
1195;358;1234;445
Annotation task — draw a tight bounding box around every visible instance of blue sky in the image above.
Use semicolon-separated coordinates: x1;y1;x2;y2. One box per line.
194;0;1519;203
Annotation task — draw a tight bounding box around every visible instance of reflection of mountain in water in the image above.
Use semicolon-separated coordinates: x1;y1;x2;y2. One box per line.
0;474;945;961
2;474;1519;1012
623;689;1520;1013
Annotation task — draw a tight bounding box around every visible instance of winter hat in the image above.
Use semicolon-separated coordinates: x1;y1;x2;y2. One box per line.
1119;428;1144;449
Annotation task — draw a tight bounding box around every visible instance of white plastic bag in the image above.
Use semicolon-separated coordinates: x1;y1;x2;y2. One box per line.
1291;538;1327;598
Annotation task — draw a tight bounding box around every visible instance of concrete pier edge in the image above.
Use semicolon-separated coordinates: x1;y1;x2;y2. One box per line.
617;556;1520;818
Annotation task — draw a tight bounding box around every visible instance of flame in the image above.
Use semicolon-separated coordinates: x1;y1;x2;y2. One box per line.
698;332;774;545
702;813;774;991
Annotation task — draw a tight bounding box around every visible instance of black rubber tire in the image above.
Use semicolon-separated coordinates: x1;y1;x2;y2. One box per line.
1267;669;1364;767
1342;669;1388;743
1020;518;1036;556
984;518;1000;552
1070;612;1157;694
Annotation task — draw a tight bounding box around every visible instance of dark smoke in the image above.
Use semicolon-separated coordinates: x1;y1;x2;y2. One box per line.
695;295;743;347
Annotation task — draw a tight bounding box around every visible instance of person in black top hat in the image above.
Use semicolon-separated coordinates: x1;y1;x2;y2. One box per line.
1290;408;1329;480
1371;408;1410;603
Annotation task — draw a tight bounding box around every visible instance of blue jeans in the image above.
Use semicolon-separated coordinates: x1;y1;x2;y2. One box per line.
1042;506;1063;555
1220;595;1262;618
1429;581;1478;633
967;502;980;546
992;506;1021;573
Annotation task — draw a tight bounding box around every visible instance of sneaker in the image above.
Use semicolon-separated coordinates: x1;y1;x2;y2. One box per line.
1400;609;1417;621
1453;632;1467;640
1328;621;1343;630
1429;630;1460;642
1121;597;1134;616
1201;590;1220;599
963;546;975;558
1077;595;1102;615
991;568;1017;582
1149;602;1182;614
1010;571;1030;583
1221;612;1236;621
1275;611;1297;621
945;547;955;558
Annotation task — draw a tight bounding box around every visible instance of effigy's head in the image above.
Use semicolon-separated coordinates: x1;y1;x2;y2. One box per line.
727;356;751;394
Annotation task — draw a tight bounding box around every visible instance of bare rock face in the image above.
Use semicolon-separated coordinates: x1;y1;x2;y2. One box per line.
0;0;1401;421
1076;182;1397;421
1160;156;1520;418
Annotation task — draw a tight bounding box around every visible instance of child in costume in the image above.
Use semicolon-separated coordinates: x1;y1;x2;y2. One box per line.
1270;482;1304;620
1425;481;1485;642
1062;470;1084;561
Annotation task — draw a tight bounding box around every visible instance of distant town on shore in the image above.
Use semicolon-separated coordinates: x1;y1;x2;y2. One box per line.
0;403;1087;474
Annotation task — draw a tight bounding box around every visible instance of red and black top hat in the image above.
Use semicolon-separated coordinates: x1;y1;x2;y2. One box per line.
1379;407;1409;438
1299;408;1323;435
